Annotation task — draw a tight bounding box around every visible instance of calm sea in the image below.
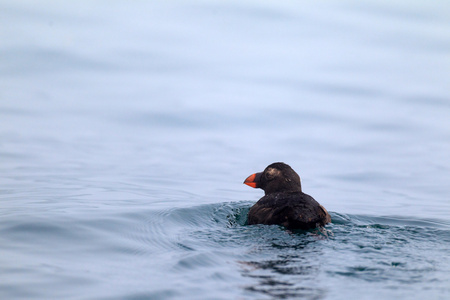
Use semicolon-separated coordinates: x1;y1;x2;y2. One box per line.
1;1;449;299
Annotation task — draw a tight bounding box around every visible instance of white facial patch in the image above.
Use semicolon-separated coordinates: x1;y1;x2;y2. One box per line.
266;167;281;178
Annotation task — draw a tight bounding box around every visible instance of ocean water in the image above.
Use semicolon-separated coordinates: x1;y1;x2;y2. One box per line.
1;0;450;299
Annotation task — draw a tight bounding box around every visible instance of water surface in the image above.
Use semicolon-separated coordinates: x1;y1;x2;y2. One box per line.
1;0;449;299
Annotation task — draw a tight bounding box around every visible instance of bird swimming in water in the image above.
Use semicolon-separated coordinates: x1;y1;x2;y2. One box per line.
244;162;331;230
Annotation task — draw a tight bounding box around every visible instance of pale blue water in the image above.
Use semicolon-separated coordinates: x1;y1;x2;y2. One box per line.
1;1;450;299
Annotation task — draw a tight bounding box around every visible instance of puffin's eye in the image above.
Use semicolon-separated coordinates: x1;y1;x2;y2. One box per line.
265;168;279;180
265;172;273;180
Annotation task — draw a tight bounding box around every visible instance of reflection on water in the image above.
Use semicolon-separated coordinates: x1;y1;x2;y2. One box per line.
241;255;326;299
238;230;326;299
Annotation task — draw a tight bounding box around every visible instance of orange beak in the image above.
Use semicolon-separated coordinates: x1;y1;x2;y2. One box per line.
243;172;262;188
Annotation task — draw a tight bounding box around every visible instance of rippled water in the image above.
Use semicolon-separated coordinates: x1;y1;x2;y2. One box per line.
3;203;450;299
1;0;450;299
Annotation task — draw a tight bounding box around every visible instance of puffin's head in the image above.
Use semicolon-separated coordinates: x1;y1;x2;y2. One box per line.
243;162;302;195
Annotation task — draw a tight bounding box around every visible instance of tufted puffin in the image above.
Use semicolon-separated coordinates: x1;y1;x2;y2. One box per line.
244;162;331;230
